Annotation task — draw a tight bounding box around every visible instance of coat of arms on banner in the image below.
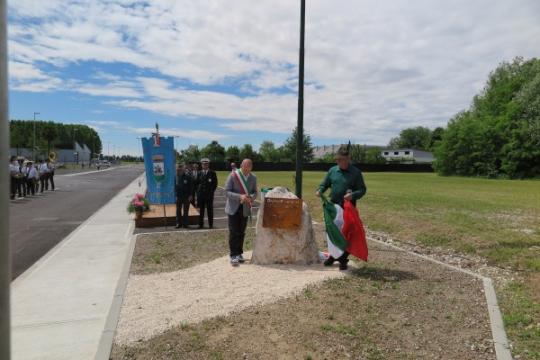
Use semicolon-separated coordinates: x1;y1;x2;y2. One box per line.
152;154;165;182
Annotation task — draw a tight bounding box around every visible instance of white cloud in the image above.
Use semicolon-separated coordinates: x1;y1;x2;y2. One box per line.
8;0;540;144
86;120;228;141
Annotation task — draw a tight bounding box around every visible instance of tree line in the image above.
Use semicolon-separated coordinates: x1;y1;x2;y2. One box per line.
387;57;540;178
177;127;386;164
10;120;102;158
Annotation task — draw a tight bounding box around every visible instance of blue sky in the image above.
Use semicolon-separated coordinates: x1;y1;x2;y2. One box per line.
8;0;540;155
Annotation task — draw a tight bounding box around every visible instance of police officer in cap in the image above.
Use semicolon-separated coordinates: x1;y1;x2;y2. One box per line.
175;162;193;229
197;158;218;228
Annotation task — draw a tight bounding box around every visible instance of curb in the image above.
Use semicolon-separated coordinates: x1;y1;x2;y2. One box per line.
95;222;137;360
368;237;513;360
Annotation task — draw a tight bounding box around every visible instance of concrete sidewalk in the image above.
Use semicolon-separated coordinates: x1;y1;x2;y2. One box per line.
11;175;145;360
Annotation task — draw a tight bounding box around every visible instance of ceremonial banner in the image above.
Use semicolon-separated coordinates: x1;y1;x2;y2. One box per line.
142;136;175;204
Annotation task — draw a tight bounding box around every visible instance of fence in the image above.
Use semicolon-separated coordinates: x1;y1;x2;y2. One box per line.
209;162;433;172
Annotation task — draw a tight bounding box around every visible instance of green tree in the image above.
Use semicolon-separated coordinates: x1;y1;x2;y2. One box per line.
259;140;281;162
282;127;314;163
201;140;225;162
435;57;540;178
225;145;240;162
181;145;201;162
388;126;432;150
42;121;58;155
239;144;258;161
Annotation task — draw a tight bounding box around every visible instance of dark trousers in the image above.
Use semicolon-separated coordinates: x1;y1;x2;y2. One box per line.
198;194;214;228
10;177;17;199
48;171;55;190
40;174;49;192
26;179;36;196
176;197;190;227
17;177;24;197
228;206;248;256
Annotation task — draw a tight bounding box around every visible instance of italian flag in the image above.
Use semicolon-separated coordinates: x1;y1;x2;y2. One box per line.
322;195;368;261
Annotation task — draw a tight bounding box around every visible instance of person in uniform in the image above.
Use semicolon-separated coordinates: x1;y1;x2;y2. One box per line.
316;145;367;270
9;156;20;199
38;159;50;193
225;158;257;266
197;158;218;229
175;163;193;229
25;161;39;196
17;157;26;197
190;162;199;207
230;162;237;172
47;159;55;191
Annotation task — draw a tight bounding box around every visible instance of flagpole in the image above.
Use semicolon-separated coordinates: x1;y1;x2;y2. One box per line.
295;0;305;199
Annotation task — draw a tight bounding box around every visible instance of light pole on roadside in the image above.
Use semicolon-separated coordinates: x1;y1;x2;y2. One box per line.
33;112;40;160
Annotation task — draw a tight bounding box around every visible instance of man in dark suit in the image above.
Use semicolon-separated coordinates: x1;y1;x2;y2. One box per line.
197;158;218;228
175;163;193;229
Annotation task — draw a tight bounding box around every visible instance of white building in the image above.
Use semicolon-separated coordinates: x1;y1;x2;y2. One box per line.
381;149;434;164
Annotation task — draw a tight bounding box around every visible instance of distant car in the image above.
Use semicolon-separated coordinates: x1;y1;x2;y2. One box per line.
96;161;111;169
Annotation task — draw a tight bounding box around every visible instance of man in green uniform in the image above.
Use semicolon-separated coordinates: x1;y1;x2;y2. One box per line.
316;145;367;269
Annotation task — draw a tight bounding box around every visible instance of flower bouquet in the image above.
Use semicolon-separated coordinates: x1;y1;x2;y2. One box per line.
127;193;150;217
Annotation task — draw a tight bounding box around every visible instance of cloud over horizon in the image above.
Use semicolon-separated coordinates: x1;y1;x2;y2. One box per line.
7;0;540;152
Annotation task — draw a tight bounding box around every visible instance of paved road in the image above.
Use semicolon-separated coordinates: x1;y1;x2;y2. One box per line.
9;165;144;280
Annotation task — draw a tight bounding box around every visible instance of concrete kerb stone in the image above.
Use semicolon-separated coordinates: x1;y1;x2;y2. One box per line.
368;237;513;360
95;175;146;360
95;222;137;360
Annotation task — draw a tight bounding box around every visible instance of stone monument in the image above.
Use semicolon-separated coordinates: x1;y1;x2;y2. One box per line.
252;187;319;265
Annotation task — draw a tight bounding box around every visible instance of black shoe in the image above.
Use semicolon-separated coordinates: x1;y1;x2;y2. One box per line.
323;256;336;266
238;254;246;263
183;224;190;229
209;225;213;229
198;225;204;229
175;224;181;229
339;260;349;271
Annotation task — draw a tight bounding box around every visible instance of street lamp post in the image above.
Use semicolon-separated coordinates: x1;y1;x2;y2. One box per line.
33;111;40;160
295;0;306;198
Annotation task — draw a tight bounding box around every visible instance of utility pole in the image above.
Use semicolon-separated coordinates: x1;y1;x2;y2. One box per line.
0;0;12;358
295;0;306;198
33;111;40;160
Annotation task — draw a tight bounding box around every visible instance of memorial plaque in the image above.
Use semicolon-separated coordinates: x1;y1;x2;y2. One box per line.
262;197;302;229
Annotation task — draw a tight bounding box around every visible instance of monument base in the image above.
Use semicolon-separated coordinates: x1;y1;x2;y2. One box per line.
135;204;199;228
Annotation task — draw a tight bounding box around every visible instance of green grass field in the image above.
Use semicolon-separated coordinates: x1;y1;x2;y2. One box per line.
217;171;540;359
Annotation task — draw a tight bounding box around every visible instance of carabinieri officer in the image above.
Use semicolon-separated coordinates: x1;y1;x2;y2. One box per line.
197;158;218;229
175;163;193;228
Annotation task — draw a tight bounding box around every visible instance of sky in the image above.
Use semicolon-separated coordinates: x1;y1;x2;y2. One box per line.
7;0;540;156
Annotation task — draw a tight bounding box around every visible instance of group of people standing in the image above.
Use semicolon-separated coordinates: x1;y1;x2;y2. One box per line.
9;155;55;200
175;158;218;229
174;147;367;270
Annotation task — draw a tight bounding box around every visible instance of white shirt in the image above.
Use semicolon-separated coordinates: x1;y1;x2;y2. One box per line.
9;162;19;175
39;163;49;173
27;166;38;179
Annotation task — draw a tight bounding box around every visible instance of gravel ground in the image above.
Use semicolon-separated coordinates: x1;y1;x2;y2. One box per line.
112;239;495;359
115;251;346;345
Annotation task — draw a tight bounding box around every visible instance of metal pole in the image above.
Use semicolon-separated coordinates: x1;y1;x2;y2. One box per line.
295;0;305;198
0;0;12;358
32;112;39;160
